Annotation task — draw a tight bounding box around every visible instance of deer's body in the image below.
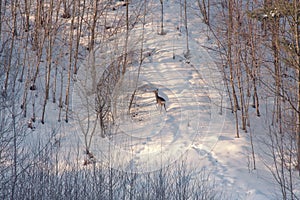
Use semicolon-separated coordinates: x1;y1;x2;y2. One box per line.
154;89;166;112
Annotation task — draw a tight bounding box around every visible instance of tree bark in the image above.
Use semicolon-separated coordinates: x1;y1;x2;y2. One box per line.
184;0;189;56
228;0;240;138
294;0;300;174
4;0;17;95
160;0;164;35
42;0;54;124
122;0;130;75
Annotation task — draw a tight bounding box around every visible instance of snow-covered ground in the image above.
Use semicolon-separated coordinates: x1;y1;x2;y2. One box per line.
18;0;299;199
60;1;279;199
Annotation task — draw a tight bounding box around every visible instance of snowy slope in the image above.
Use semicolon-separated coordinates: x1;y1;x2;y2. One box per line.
68;1;279;199
21;0;291;199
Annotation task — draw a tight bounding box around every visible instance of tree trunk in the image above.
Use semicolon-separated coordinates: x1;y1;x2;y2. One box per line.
160;0;164;35
0;0;2;42
184;0;189;56
74;0;85;74
89;0;98;51
42;0;54;124
4;0;17;95
128;0;147;113
32;0;46;89
294;0;300;174
65;2;76;123
228;0;240;138
197;0;210;25
58;69;63;122
24;0;30;32
272;17;281;125
122;0;130;75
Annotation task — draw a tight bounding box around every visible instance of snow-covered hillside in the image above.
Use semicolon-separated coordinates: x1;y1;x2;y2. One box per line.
1;0;299;199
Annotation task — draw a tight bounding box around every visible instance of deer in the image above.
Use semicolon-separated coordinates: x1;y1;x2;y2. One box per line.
153;89;166;112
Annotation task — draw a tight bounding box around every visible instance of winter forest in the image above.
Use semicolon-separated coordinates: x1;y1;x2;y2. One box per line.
1;0;300;199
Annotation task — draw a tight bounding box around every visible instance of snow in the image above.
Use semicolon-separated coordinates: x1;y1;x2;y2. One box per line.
69;1;274;199
12;0;299;199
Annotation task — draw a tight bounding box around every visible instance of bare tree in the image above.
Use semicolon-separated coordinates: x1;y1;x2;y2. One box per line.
159;0;164;35
0;0;2;42
64;1;76;123
23;0;31;32
227;0;240;138
3;0;17;96
61;0;71;18
89;0;99;52
41;0;56;124
291;0;300;173
197;0;210;25
73;0;86;75
122;0;130;75
128;0;148;114
184;0;190;57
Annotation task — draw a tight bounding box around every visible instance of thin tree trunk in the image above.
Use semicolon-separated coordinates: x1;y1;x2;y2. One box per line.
234;0;246;131
128;0;147;113
65;3;75;123
62;0;70;18
32;0;46;89
18;31;29;83
4;0;17;95
272;19;281;124
252;68;260;116
11;107;17;200
42;0;54;124
90;1;97;92
58;69;63;122
197;0;210;25
247;10;261;116
160;0;164;35
89;0;98;51
228;0;240;138
122;0;129;75
0;0;2;42
32;90;36;122
237;59;246;131
294;0;300;174
52;0;60;104
24;0;30;32
184;0;189;56
53;64;57;103
74;0;85;74
21;63;31;117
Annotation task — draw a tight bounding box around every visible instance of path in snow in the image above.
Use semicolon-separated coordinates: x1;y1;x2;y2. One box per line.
75;17;227;172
